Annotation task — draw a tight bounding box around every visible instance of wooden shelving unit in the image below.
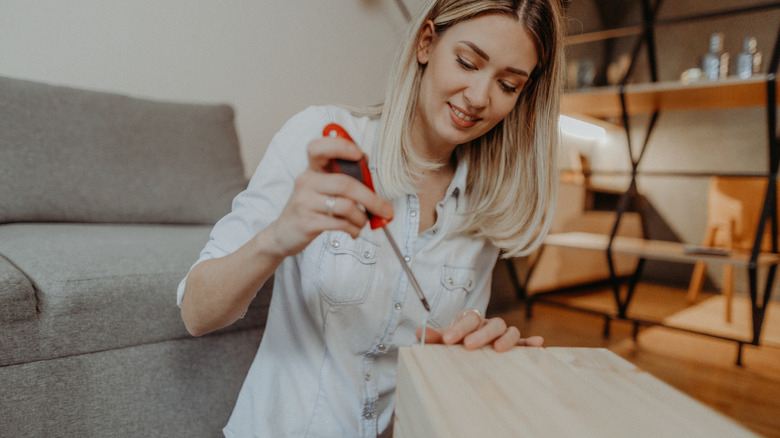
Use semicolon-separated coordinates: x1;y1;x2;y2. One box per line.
562;75;778;118
519;1;780;365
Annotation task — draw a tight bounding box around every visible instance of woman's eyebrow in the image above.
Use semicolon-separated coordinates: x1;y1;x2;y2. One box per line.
458;41;530;78
460;41;490;61
506;66;530;78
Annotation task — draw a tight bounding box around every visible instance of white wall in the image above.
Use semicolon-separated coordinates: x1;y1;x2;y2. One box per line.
0;0;427;176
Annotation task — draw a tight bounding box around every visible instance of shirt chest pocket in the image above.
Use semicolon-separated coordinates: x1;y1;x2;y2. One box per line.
429;265;476;328
315;231;379;306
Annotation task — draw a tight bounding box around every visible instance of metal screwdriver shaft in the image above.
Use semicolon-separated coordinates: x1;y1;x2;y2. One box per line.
382;227;431;312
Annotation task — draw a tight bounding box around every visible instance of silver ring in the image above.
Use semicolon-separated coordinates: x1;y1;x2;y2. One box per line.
455;308;484;324
325;196;336;217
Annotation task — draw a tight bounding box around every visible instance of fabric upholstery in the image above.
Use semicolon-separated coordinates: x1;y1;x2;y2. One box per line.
0;328;263;438
0;255;36;323
0;75;270;437
0;75;247;224
0;223;272;366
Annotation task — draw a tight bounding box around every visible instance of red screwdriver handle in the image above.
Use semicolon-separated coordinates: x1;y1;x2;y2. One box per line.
323;123;391;230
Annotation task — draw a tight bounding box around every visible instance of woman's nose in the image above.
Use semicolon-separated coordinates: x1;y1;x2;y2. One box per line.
463;76;490;109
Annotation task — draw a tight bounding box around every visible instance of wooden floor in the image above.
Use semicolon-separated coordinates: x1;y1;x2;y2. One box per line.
495;283;780;437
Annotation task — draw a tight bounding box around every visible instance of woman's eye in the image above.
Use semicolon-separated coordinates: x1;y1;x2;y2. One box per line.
500;81;519;94
456;57;476;71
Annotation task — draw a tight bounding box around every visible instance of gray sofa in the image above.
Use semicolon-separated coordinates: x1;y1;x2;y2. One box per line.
0;76;272;437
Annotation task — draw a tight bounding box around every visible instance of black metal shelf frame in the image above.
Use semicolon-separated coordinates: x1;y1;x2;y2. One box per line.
519;0;780;365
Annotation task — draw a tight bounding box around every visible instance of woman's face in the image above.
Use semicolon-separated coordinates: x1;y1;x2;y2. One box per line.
414;13;539;156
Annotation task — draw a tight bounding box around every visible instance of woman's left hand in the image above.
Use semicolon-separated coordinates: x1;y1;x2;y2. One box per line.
415;309;544;352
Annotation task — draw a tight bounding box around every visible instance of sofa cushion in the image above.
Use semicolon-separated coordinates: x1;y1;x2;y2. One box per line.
0;327;263;437
0;75;247;224
0;255;36;323
0;223;272;366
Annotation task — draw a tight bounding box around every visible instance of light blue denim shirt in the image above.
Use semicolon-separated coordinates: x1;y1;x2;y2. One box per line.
177;106;499;437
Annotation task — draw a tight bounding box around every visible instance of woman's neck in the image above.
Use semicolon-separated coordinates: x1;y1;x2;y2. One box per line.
408;114;459;165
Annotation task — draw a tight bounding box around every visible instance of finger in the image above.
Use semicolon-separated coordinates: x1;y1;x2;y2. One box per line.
284;189;362;235
518;335;545;347
323;195;337;217
317;194;369;229
442;311;484;345
462;317;507;350
415;326;444;344
493;326;521;352
298;172;394;223
312;217;364;240
324;179;393;226
307;137;365;173
287;206;363;243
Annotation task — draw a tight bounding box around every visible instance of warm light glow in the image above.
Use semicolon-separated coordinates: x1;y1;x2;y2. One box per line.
559;115;607;140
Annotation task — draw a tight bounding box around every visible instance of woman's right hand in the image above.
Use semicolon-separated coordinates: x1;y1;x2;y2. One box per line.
181;133;394;337
265;134;395;257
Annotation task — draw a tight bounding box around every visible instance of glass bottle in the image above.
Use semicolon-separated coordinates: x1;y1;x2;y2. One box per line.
701;33;729;80
736;36;761;79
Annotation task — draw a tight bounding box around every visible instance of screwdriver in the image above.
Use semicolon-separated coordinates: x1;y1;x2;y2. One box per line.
323;123;432;317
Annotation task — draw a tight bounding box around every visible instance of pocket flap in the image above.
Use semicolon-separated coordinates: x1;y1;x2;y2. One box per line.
440;265;475;292
324;231;378;265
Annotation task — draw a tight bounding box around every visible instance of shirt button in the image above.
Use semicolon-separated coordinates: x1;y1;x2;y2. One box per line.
365;413;374;420
432;228;438;234
403;256;411;263
449;277;454;285
377;344;386;352
410;210;417;217
363;251;371;259
331;240;340;249
394;303;402;310
365;374;371;381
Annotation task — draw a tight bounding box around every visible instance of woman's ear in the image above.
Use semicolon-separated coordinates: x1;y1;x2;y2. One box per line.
416;20;436;65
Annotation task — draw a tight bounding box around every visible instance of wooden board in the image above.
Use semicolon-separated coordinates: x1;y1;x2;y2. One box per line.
544;232;780;267
562;75;775;118
664;295;780;347
394;345;757;438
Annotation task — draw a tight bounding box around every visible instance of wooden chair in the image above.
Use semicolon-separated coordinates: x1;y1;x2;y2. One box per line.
687;176;776;321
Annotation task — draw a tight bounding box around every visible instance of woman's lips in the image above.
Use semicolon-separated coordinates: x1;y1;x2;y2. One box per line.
449;103;481;128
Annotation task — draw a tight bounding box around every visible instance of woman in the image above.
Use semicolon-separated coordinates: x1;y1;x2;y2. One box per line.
178;0;564;436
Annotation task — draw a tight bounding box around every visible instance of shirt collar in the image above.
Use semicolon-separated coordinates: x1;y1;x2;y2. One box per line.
449;156;467;199
446;155;469;212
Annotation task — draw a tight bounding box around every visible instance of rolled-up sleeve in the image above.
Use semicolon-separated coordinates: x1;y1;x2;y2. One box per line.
177;106;332;306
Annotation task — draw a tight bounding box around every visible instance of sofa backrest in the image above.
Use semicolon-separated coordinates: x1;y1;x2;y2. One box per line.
0;76;247;224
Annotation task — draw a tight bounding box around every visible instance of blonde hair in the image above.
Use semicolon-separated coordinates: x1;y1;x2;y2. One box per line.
363;0;564;257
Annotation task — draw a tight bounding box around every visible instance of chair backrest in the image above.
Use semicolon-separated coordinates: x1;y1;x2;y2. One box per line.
707;176;778;251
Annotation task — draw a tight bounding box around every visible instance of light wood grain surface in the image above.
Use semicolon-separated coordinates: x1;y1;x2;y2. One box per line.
544;231;780;267
561;75;775;118
394;345;757;438
496;284;780;437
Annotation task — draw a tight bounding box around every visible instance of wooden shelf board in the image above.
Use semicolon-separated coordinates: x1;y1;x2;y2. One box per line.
544;232;780;267
562;75;776;118
565;25;643;45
